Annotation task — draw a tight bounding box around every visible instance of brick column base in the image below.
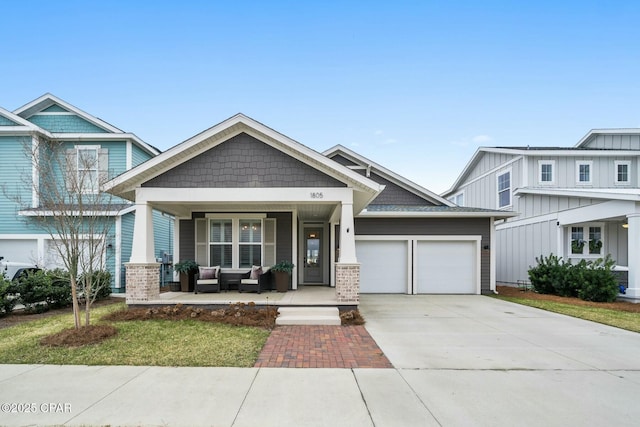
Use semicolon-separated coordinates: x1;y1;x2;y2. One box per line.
125;263;160;304
335;263;360;304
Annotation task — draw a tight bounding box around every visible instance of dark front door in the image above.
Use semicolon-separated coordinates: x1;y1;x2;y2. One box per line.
303;228;323;283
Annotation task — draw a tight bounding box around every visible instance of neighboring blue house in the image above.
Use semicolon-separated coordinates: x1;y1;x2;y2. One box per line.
0;94;173;292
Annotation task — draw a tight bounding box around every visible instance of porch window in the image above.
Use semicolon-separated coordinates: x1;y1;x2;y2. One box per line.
210;220;233;268
239;220;261;268
570;224;603;256
199;214;274;269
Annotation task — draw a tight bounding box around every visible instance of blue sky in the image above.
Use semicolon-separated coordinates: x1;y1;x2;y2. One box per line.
2;0;640;193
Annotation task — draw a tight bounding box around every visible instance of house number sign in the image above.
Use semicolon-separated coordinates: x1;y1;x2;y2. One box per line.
310;192;324;199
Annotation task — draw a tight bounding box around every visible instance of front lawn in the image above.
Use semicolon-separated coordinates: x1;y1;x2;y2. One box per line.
0;303;271;367
493;286;640;333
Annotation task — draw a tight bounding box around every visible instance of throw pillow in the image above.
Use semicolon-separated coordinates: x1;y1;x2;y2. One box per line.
250;265;263;280
199;267;217;280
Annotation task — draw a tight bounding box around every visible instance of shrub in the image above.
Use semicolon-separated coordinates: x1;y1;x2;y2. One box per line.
528;254;565;294
529;253;620;303
0;277;18;317
15;270;51;313
46;269;72;309
79;270;112;301
577;256;619;302
558;259;585;298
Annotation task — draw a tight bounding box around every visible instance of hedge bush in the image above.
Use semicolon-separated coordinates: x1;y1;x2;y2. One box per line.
0;277;17;317
14;270;52;313
528;254;620;303
79;270;112;301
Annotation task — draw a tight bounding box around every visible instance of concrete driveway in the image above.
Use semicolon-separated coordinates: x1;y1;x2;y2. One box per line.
359;294;640;426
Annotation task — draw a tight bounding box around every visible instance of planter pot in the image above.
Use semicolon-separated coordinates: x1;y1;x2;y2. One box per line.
274;271;290;292
170;282;181;292
180;272;195;292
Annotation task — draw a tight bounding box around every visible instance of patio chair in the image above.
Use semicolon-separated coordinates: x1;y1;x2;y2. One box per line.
239;266;272;294
194;266;220;294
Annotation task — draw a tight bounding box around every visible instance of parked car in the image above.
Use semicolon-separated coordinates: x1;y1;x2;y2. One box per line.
0;257;41;281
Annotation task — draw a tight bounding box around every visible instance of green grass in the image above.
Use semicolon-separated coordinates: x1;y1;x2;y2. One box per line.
0;303;271;366
494;296;640;333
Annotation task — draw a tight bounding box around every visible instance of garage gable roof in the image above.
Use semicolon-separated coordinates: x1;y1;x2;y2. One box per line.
324;145;454;207
104;114;384;206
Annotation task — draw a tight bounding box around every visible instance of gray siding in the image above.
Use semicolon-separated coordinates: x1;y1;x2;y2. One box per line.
458;153;523;211
525;155;638;188
583;134;640;150
144;133;345;188
179;219;195;262
367;172;435;206
355;217;491;292
329;154;358;167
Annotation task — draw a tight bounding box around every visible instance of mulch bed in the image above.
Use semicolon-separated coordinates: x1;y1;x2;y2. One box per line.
40;324;118;347
254;325;392;368
497;285;640;313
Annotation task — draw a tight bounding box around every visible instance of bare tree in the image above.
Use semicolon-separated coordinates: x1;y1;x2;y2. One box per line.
5;136;118;328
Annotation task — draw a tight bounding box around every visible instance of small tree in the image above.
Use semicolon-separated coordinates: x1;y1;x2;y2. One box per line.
3;137;117;328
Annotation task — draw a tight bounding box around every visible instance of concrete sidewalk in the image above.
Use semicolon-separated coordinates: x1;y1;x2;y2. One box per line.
1;295;640;426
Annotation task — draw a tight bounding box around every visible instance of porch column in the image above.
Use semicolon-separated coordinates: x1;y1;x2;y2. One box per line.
336;200;359;304
626;213;640;299
125;201;160;303
339;202;357;263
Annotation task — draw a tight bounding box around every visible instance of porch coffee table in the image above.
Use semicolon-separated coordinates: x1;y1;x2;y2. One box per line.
220;272;244;292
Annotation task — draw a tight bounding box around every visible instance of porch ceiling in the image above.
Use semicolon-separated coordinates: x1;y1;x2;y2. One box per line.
152;201;337;221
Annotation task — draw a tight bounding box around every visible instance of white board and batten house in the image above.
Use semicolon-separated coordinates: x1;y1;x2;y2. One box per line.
443;129;640;302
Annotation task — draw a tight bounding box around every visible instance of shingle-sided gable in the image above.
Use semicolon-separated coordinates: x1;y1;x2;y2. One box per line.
27;114;106;133
0;115;19;126
143;132;346;189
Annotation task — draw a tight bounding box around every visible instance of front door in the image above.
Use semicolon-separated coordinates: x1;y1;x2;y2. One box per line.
304;228;323;283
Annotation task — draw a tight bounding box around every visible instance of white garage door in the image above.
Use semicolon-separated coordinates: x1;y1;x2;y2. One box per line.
415;241;478;294
356;240;408;293
0;239;38;264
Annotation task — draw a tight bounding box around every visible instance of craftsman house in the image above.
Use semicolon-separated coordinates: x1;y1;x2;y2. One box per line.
104;114;512;303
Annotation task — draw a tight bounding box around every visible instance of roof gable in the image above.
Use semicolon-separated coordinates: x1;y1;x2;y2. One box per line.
13;93;123;133
0;107;46;134
104;114;383;210
324;145;453;207
143;132;346;189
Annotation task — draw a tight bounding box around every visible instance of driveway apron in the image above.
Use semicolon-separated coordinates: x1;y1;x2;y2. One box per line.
359;294;640;426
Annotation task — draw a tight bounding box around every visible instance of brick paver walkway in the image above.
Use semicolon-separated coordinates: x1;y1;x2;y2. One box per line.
254;325;393;368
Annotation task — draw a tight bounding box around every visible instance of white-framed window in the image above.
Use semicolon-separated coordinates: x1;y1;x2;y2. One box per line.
66;145;108;194
448;191;464;206
538;160;555;184
497;169;511;209
196;214;275;269
576;161;593;185
569;223;603;257
614;161;631;185
77;146;99;193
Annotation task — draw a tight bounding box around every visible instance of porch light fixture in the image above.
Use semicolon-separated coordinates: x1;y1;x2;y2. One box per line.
623;223;629;229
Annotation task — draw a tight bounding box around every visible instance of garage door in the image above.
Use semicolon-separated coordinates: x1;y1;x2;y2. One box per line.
356;240;408;293
0;239;38;264
415;241;478;294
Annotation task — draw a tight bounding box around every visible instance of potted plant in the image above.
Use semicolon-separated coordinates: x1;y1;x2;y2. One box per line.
174;260;199;292
271;260;295;292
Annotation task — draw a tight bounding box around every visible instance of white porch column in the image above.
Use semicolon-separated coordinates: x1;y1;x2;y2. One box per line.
626;213;640;299
125;201;159;303
336;200;359;303
339;201;357;263
130;201;156;264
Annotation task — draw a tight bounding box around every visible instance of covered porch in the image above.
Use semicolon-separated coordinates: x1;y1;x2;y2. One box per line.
556;199;640;301
133;285;347;307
